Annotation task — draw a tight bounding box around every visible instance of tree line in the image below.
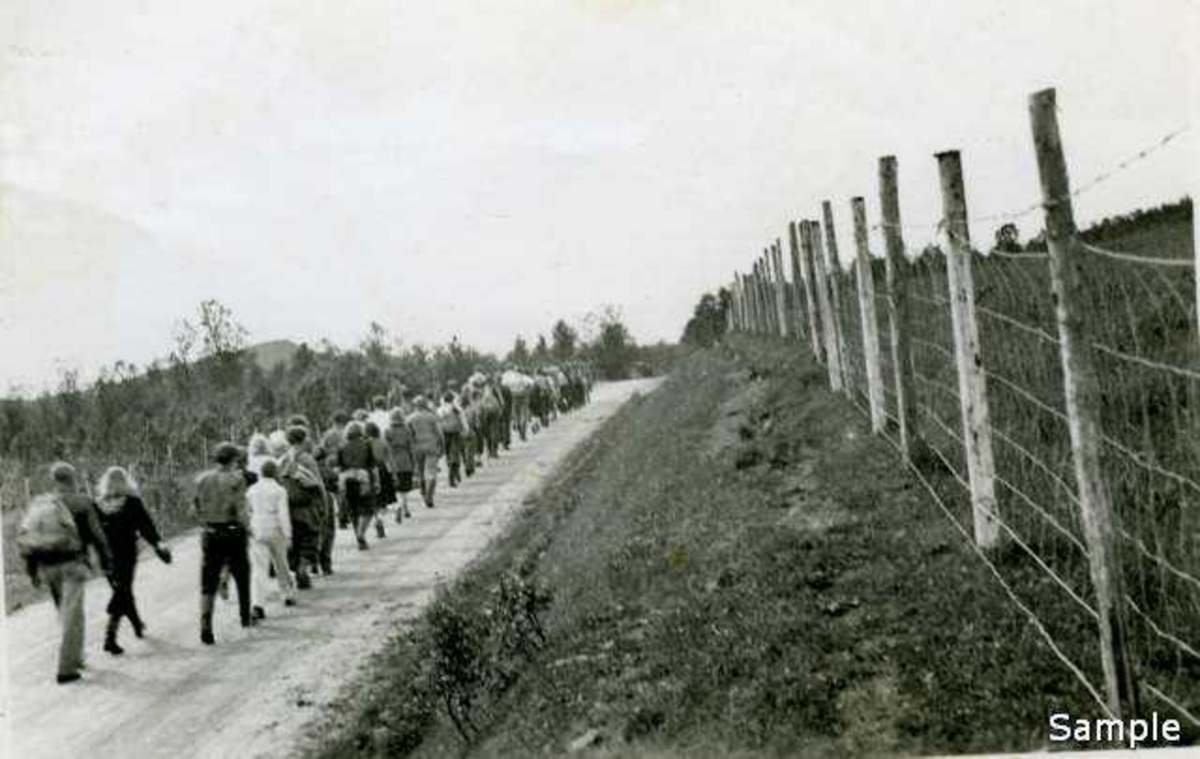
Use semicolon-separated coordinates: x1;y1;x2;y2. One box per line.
0;302;658;485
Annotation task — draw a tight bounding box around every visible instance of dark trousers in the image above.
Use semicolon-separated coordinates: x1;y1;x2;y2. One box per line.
106;560;144;631
445;432;463;486
200;525;251;624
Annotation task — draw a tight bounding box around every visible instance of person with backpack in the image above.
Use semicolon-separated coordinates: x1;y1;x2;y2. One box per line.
406;396;444;508
437;392;467;488
279;426;325;588
194;442;254;645
19;461;114;684
246;458;295;620
94;466;172;655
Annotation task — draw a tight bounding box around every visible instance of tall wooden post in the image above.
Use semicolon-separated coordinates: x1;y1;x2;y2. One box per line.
879;156;920;460
1030;87;1137;718
748;264;760;333
807;220;844;390
851;197;886;433
936;150;1000;550
822;201;851;394
754;260;769;334
792;220;822;359
787;222;808;343
772;240;790;338
759;253;774;336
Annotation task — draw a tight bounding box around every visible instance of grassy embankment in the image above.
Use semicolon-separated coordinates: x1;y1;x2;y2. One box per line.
303;335;1158;758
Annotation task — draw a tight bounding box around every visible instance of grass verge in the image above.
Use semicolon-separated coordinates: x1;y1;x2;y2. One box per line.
304;337;1189;757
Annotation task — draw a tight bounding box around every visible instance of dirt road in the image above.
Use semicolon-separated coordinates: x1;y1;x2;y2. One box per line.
2;379;657;759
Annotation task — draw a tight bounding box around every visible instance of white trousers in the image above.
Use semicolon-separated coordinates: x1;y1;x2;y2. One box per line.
251;535;295;607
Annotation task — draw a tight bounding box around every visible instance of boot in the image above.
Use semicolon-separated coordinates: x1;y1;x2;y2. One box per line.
104;614;124;656
375;517;386;539
200;595;215;645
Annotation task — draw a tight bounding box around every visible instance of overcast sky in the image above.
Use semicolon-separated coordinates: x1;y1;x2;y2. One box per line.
0;0;1195;391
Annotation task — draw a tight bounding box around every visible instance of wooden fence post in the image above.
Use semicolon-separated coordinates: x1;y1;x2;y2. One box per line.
787;223;808;343
1030;86;1137;718
878;156;920;461
771;241;783;337
792;220;822;359
822;201;852;394
936;150;1000;550
754;259;767;334
767;248;782;337
850;197;887;433
772;240;790;339
806;220;844;390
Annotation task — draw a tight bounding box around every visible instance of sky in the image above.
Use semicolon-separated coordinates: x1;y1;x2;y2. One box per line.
0;0;1195;392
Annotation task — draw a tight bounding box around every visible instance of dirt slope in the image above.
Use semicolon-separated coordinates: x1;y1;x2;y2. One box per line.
2;379;656;759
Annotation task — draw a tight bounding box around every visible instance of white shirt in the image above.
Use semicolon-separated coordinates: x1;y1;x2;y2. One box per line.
368;409;392;435
247;478;292;542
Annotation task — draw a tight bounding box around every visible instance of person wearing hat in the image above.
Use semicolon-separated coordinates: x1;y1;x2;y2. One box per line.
193;442;253;644
405;395;444;508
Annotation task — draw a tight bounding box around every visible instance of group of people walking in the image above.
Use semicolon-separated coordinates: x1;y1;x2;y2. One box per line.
18;363;593;684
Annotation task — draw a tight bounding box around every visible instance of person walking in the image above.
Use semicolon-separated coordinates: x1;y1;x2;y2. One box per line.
279;426;325;588
193;442;253;645
364;421;393;539
18;461;114;684
94;466;172;655
337;421;378;550
437;392;466;488
321;412;350;530
385;408;416;523
406;396;444;508
246;459;295;619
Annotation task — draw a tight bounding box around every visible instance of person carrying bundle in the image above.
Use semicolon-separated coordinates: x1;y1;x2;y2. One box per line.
279;426;325;588
19;461;114;684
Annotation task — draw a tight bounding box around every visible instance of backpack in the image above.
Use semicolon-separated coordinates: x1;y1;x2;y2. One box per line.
17;494;82;559
439;407;464;435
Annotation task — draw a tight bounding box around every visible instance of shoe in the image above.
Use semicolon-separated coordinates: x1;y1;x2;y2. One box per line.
404;507;412;518
56;672;82;685
241;617;257;628
375;522;386;539
321;565;334;576
284;598;297;607
357;538;369;551
201;630;215;646
296;574;312;590
104;639;125;656
252;606;266;621
132;622;146;639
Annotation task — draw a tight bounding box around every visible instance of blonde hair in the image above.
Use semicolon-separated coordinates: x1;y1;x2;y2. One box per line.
98;466;138;500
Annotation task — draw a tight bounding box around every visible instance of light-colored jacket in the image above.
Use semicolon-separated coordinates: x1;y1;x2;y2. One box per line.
247;478;292;542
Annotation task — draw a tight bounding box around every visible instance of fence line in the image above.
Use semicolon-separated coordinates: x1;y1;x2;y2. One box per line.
724;86;1197;725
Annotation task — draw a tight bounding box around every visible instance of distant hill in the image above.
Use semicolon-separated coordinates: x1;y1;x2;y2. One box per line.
247;339;300;372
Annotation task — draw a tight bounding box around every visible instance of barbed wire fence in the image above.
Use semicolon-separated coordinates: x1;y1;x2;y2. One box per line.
725;87;1196;725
